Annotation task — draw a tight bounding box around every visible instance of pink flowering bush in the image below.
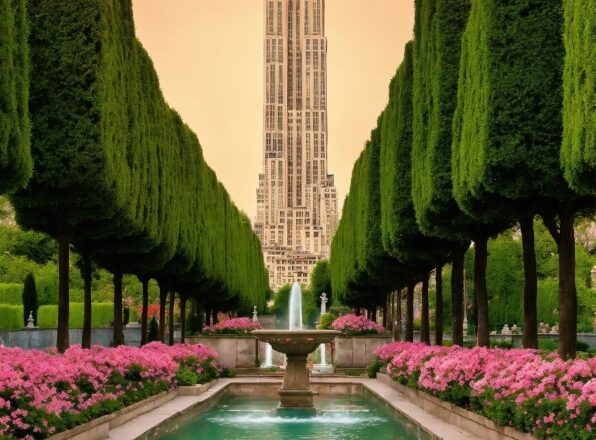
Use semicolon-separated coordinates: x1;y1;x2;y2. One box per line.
0;342;220;439
331;314;386;336
373;342;596;439
202;317;261;335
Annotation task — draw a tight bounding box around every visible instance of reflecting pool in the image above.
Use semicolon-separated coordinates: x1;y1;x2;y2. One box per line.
157;395;429;440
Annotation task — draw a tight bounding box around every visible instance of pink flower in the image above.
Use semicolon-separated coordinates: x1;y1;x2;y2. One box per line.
331;314;386;335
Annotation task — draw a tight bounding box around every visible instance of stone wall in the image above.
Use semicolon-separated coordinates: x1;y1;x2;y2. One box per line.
0;325;180;349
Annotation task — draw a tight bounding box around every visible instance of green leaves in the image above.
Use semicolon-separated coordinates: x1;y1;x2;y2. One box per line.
0;0;32;193
11;0;267;312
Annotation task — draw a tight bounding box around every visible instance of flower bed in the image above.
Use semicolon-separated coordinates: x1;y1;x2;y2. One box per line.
0;342;221;439
331;314;386;336
202;317;261;335
373;342;596;439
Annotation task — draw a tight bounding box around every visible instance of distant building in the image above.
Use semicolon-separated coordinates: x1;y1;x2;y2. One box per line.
255;0;338;290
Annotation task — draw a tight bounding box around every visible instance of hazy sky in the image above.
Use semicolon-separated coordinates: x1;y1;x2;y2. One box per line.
132;0;415;219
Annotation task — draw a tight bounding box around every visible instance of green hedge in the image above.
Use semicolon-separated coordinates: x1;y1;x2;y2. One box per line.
38;303;114;328
0;283;22;304
0;304;23;330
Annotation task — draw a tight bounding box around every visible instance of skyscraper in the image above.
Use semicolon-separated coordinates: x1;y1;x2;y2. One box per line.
255;0;338;290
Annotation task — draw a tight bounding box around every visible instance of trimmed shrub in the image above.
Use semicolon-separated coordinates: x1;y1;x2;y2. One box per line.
0;304;23;330
0;283;22;304
38;302;114;328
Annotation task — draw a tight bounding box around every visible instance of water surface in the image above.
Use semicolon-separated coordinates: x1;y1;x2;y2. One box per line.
157;395;428;440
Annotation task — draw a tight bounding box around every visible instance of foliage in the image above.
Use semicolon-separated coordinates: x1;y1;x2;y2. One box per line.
0;0;32;193
10;0;268;343
380;41;457;273
310;260;332;306
411;0;474;240
330;122;401;308
0;304;22;330
0;283;21;304
0;343;220;438
37;303;114;329
375;342;595;439
452;0;573;220
318;312;337;330
21;272;37;326
561;0;595;194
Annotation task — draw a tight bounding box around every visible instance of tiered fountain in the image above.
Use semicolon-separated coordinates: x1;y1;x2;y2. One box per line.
252;283;340;408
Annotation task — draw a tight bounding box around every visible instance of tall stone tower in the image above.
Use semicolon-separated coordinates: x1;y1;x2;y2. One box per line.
255;0;338;290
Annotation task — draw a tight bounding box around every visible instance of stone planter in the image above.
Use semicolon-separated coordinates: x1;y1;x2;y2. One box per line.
333;335;392;369
187;335;258;368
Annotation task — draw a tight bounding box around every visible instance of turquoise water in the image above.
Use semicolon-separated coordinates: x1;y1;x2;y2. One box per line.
157;395;428;440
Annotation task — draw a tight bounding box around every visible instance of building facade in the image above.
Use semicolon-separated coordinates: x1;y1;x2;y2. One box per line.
255;0;338;290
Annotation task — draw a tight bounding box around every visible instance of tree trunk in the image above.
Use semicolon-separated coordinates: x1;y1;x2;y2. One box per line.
57;231;70;353
420;274;430;345
405;281;414;342
180;295;187;344
435;265;443;346
394;289;402;341
382;300;388;328
159;283;167;343
140;278;149;346
558;209;577;359
474;236;490;347
421;274;430;345
112;272;124;346
81;251;92;349
452;248;466;346
387;292;394;333
212;309;219;324
168;290;175;346
520;215;538;349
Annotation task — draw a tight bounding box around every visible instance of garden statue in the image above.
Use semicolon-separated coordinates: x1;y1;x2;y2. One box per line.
510;324;520;335
252;306;258;322
550;323;559;334
501;324;511;335
26;311;35;329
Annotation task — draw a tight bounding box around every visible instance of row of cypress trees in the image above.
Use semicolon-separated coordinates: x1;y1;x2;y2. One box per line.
330;0;594;359
1;0;269;352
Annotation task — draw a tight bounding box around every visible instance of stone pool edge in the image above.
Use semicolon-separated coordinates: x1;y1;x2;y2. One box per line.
105;377;480;440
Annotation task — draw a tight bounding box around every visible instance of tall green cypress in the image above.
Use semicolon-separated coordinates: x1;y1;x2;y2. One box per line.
0;0;32;193
562;0;595;195
410;0;475;346
22;272;37;326
451;0;592;357
14;0;268;351
380;42;460;345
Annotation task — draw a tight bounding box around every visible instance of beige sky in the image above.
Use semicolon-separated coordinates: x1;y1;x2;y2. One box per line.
132;0;415;219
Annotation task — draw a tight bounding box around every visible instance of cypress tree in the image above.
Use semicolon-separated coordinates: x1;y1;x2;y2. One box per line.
22;272;37;326
14;0;269;351
0;0;32;194
411;0;481;346
562;0;595;195
379;41;461;345
451;0;593;357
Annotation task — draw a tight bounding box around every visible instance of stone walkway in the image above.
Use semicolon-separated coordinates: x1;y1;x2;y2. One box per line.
108;377;477;440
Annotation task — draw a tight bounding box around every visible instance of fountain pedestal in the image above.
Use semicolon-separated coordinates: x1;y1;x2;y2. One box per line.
252;330;340;408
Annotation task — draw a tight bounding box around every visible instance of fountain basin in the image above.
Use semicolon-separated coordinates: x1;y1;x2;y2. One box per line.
251;330;341;408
